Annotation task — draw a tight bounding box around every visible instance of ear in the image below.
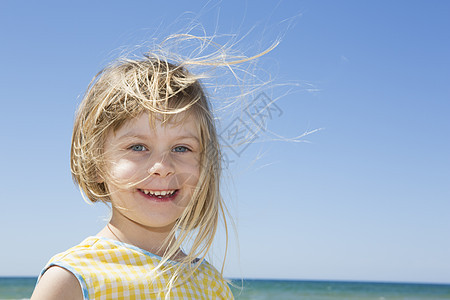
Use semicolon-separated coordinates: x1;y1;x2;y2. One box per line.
95;169;105;183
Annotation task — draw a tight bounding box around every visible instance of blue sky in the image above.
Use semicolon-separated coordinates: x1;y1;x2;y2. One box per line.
1;1;449;284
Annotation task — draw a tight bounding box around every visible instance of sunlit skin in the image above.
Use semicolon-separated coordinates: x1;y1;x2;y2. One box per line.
97;113;201;256
32;113;203;299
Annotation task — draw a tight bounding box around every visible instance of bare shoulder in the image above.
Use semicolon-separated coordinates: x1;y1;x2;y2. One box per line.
31;266;83;300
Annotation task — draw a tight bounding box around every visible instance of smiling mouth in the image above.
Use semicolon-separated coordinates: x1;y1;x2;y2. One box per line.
138;189;178;200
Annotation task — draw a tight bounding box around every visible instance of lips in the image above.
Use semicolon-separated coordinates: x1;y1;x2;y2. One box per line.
138;189;179;201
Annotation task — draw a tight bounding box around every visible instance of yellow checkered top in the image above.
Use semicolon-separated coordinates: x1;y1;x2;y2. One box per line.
39;236;234;299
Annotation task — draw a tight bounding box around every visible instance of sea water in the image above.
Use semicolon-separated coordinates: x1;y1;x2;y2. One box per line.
0;277;35;299
229;280;450;299
1;277;450;299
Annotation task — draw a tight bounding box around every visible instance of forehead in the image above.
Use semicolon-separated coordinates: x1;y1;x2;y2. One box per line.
110;111;201;140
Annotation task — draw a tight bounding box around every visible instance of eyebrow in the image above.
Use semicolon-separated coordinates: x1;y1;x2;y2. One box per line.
116;132;200;143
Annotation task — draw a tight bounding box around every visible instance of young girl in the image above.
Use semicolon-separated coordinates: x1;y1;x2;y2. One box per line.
31;43;236;299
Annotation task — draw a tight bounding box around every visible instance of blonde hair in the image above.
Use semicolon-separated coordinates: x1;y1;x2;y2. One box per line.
70;34;276;296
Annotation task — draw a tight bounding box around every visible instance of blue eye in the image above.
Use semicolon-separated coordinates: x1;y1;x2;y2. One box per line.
172;146;189;153
130;144;147;152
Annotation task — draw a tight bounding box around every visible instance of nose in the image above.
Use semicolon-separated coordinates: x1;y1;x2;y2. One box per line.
147;153;174;177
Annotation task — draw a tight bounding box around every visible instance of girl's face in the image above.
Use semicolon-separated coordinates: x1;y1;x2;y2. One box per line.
103;113;201;230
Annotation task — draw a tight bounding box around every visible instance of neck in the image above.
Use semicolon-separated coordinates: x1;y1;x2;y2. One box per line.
97;210;180;258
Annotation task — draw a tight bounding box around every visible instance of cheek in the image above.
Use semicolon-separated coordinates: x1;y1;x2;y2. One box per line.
174;153;200;171
175;165;200;189
109;159;144;182
185;171;200;188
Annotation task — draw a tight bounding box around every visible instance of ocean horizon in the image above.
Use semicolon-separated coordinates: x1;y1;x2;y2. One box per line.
2;277;449;299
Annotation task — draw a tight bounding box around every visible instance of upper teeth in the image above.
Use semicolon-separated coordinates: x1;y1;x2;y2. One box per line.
141;189;175;196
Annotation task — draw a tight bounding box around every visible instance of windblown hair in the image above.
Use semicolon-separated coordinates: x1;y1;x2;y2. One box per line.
70;34;277;296
71;56;219;205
